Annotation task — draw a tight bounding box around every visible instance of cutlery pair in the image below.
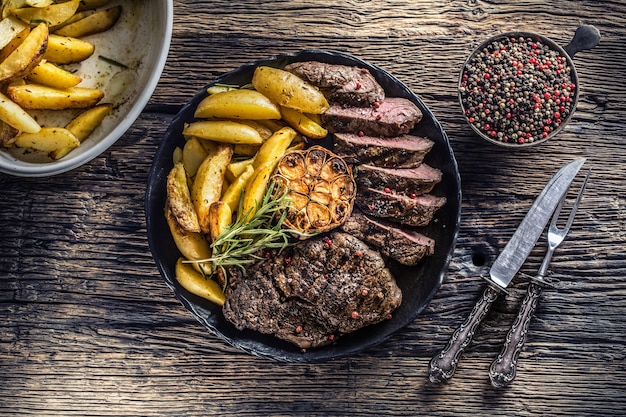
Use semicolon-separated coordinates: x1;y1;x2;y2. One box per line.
429;158;590;387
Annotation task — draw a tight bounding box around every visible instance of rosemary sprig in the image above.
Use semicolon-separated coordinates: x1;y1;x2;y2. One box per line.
98;55;129;69
213;82;254;90
187;181;314;282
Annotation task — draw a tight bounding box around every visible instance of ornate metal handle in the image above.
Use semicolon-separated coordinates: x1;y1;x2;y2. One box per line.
489;281;544;388
429;285;500;383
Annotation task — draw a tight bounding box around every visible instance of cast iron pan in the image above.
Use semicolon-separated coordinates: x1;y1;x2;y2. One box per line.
459;25;600;147
145;50;461;362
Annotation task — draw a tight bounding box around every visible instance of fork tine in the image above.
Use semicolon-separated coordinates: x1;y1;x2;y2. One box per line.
558;167;591;233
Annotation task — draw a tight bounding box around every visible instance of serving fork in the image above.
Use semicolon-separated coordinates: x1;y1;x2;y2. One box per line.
489;168;591;388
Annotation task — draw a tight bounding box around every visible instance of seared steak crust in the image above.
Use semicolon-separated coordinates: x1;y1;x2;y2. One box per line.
284;61;385;106
333;132;434;168
355;163;442;197
341;211;435;266
356;187;447;227
222;232;402;349
322;98;423;137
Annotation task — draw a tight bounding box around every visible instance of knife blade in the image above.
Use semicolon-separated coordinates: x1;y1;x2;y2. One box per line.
489;168;590;388
428;157;586;383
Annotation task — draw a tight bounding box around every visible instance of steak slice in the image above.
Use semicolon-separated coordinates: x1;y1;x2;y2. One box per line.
333;132;434;168
284;61;385;106
222;232;402;349
356;187;447;227
322;98;423;137
340;210;435;266
355;163;442;196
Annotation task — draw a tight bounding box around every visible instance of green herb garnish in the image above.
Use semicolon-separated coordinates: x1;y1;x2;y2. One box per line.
98;55;128;69
187;181;315;283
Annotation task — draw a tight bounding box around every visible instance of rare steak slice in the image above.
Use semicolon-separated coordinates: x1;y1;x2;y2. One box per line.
340;210;435;266
322;97;423;137
356;187;447;227
222;232;402;349
333;132;434;168
355;163;442;196
284;61;385;106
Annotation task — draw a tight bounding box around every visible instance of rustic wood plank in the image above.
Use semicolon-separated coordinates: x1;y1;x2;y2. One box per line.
1;0;626;415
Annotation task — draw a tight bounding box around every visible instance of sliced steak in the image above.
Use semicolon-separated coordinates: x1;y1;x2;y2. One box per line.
340;210;435;266
284;61;385;106
355;163;442;196
333;132;434;168
356;187;446;226
222;232;402;349
322;98;423;137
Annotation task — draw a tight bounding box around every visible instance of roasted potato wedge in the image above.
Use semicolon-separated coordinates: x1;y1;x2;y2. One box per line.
13;126;79;155
242;161;275;220
0;120;19;147
280;106;328;139
232;144;260;157
252;126;297;170
183;120;263;145
27;60;82;89
222;163;254;212
208;201;232;242
182;137;208;178
0;90;40;133
0;27;28;63
174;258;225;306
77;0;110;12
12;0;79;26
206;85;236;95
65;103;112;141
8;83;104;109
49;10;91;32
51;103;111;159
255;118;286;133
0;15;28;50
54;6;121;38
26;0;55;7
194;89;281;120
226;158;254;181
44;34;94;64
2;1;25;19
239;120;274;140
191;145;233;234
167;162;201;233
251;66;329;114
165;207;212;276
0;23;47;83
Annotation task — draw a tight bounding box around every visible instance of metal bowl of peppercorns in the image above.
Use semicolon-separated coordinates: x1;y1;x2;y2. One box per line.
458;25;600;147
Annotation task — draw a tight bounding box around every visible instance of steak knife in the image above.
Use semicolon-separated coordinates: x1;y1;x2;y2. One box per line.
428;157;586;383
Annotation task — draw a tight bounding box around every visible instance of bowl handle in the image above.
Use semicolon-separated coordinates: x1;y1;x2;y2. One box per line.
564;25;601;57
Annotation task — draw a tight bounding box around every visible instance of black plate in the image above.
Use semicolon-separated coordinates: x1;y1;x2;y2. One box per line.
145;50;461;362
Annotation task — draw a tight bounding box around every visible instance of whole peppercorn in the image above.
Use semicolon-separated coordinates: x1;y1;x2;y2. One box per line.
460;35;576;145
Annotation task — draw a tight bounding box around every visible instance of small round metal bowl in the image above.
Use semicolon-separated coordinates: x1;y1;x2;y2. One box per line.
458;25;599;148
0;1;173;177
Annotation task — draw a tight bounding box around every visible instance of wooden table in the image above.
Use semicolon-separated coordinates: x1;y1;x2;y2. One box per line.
2;1;625;415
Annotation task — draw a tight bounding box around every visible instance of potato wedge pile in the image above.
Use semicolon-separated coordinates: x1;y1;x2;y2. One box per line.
166;66;330;305
0;0;122;159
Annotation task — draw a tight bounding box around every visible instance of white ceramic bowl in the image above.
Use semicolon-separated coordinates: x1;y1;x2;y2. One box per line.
0;0;173;177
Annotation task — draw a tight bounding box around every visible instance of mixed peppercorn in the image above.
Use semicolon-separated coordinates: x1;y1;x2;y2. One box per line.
459;35;576;145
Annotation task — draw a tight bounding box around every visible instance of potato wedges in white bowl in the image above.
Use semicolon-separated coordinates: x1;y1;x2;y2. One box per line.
0;0;173;177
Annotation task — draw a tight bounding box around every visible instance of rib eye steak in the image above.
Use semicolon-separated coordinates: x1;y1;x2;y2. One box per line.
222;232;402;349
341;210;435;266
284;61;385;106
355;163;443;197
355;187;447;227
333;132;434;168
322;97;423;137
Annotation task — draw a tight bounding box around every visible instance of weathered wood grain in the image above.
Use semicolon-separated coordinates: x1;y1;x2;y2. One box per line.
1;0;626;416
